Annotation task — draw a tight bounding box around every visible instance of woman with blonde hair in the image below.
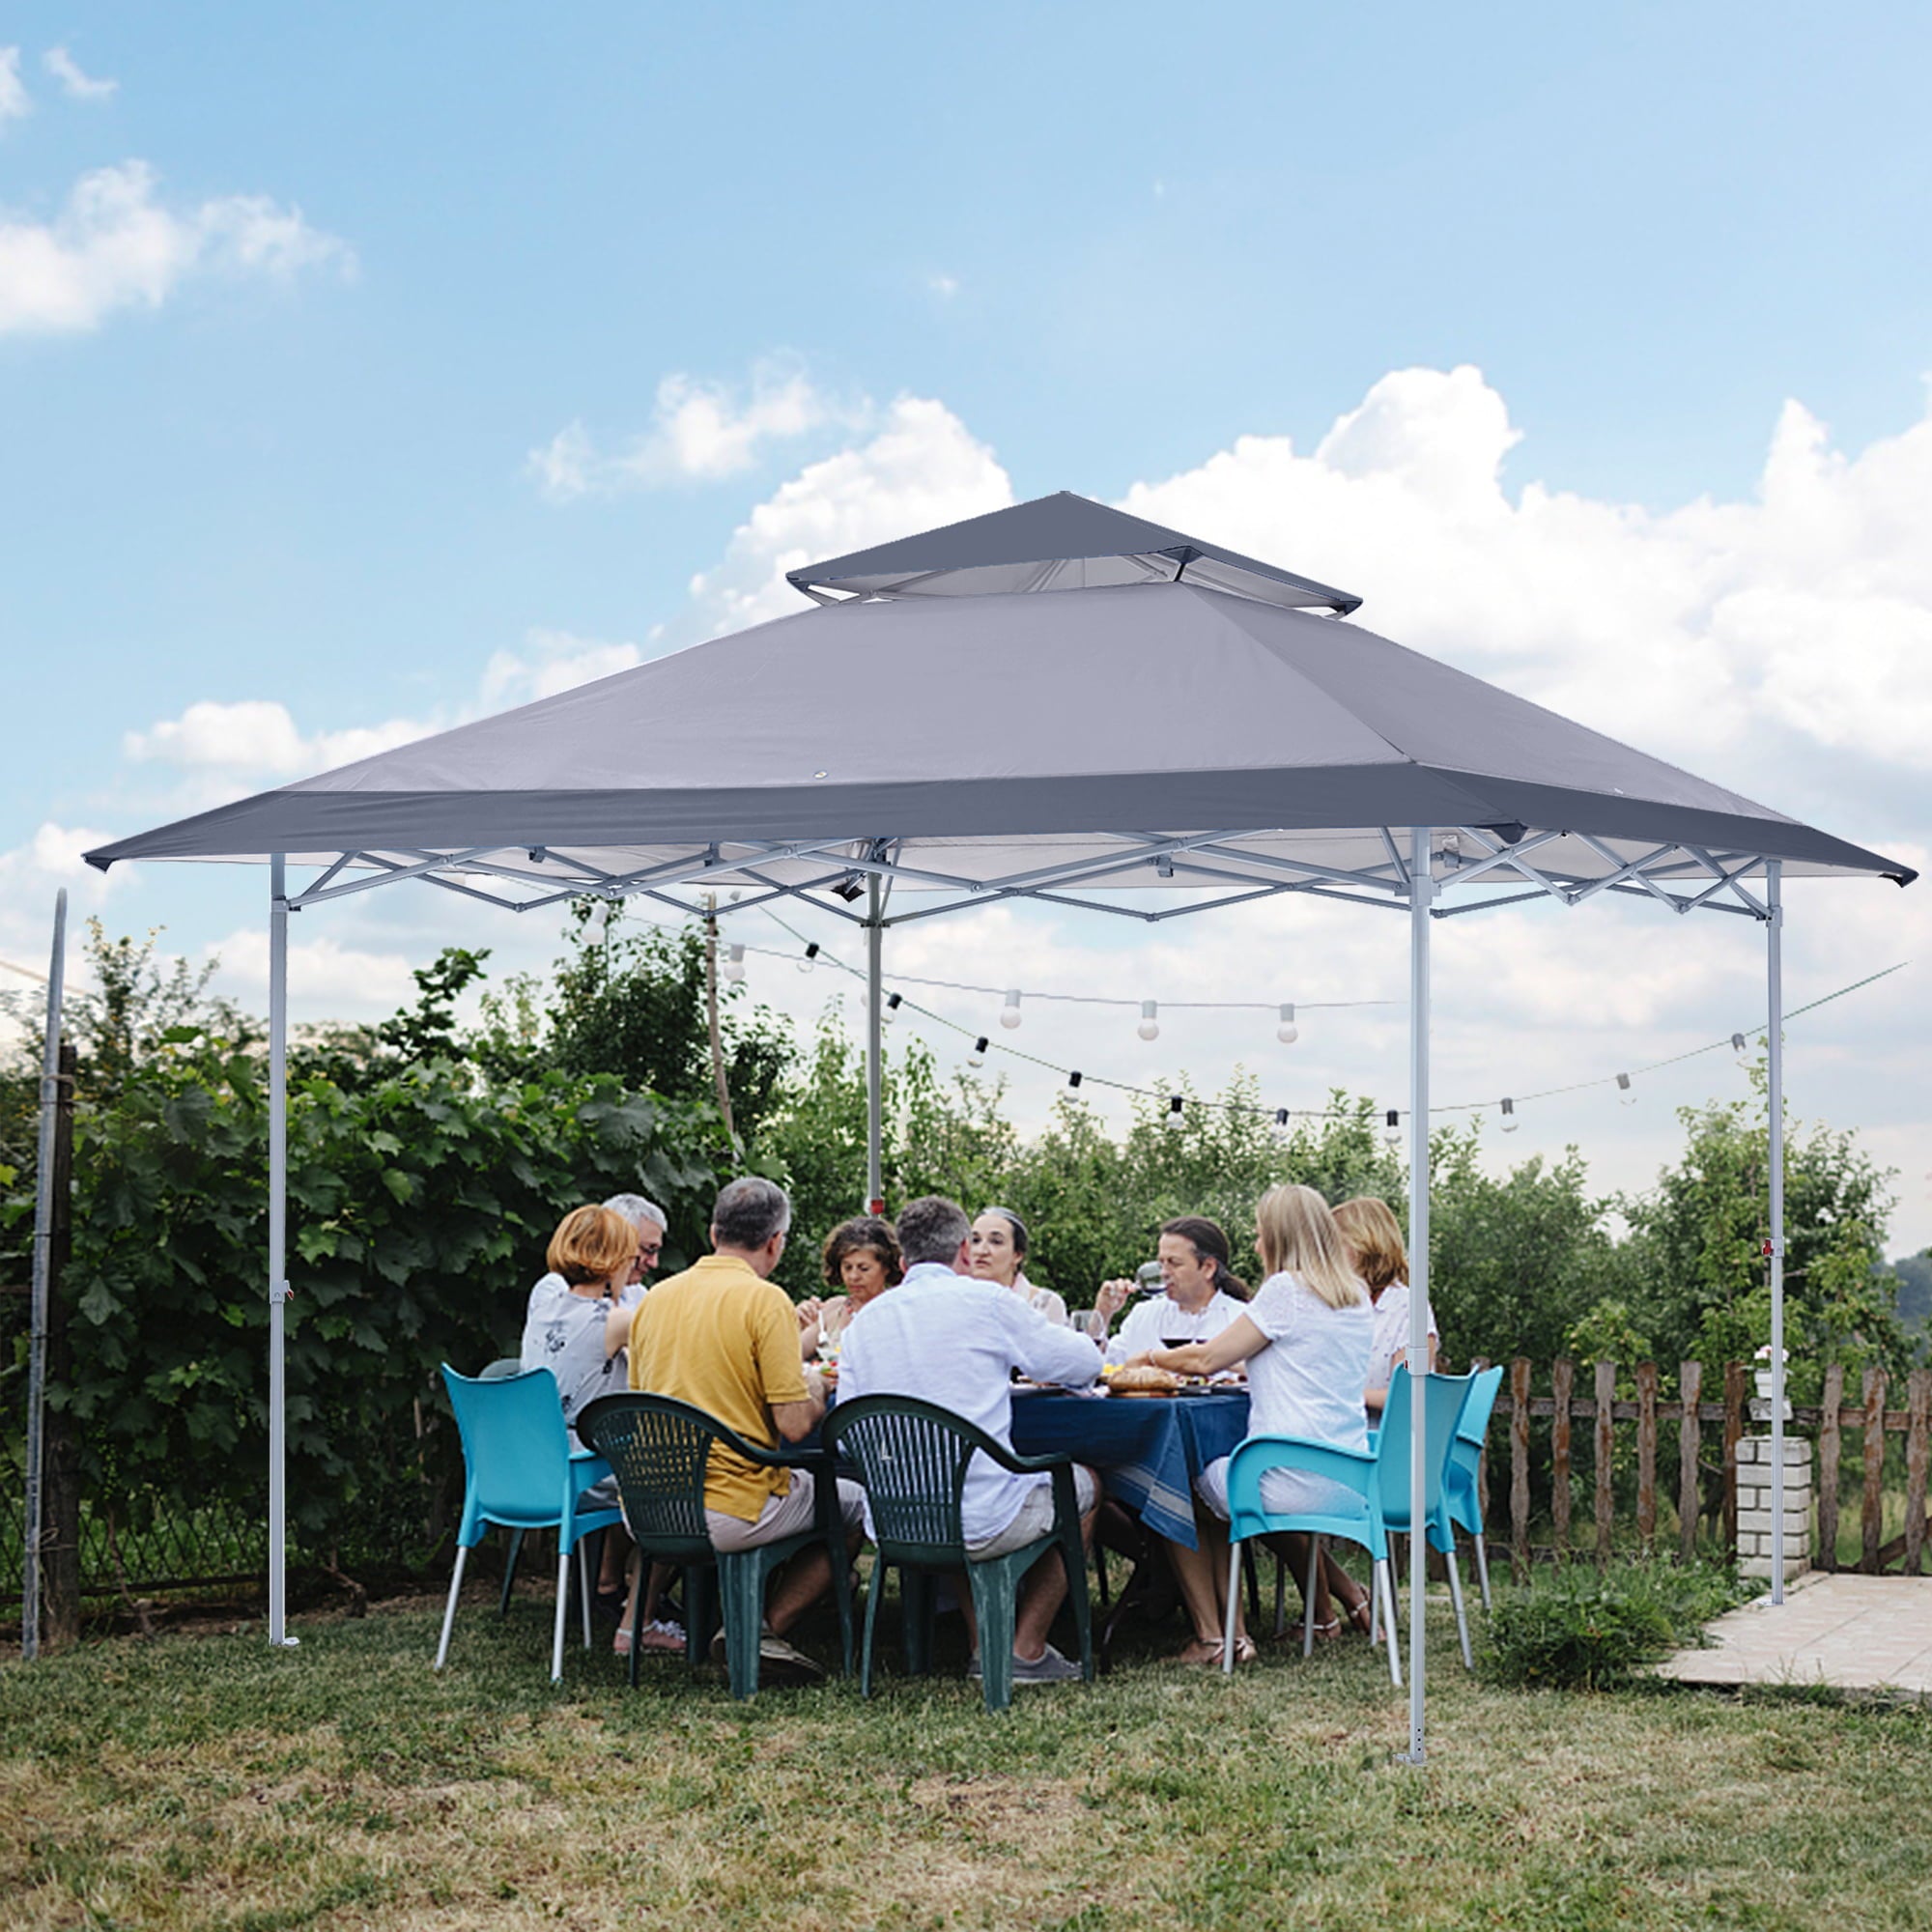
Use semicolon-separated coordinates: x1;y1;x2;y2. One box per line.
1139;1184;1374;1661
1332;1195;1438;1415
520;1203;683;1656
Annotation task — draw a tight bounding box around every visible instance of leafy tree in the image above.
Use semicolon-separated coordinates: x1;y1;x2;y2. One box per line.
1427;1126;1626;1371
1616;1080;1907;1399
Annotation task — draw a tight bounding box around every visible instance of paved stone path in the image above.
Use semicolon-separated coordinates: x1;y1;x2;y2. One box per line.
1657;1572;1932;1694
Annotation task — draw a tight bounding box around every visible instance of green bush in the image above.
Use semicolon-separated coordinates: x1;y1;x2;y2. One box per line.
1481;1558;1758;1691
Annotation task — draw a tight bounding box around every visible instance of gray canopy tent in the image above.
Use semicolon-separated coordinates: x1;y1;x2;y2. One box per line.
85;491;1912;1756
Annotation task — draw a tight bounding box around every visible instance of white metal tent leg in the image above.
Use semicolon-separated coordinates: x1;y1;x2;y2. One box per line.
866;876;884;1212
1767;861;1787;1604
1405;826;1433;1761
268;856;296;1649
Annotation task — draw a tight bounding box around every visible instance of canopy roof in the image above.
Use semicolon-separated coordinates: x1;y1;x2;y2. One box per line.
786;490;1364;615
87;569;1914;924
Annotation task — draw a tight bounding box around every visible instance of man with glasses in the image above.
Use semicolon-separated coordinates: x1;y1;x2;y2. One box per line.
603;1193;669;1307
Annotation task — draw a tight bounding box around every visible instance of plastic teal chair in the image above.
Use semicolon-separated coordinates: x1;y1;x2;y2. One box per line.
575;1392;853;1700
1365;1367;1481;1671
823;1395;1094;1715
1441;1364;1505;1611
1221;1368;1476;1682
435;1365;623;1684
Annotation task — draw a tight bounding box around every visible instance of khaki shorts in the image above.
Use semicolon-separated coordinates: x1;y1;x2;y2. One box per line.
704;1472;867;1553
966;1466;1099;1559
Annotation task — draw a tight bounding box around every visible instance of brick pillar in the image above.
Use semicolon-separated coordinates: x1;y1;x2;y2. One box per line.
1734;1435;1812;1582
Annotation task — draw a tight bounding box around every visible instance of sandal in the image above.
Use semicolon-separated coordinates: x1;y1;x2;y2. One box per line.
613;1617;686;1658
1172;1634;1257;1666
1285;1616;1342;1645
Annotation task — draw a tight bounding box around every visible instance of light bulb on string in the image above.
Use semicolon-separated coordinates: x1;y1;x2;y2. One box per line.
966;1036;988;1068
1384;1107;1402;1150
1616;1072;1635;1107
1138;1000;1160;1042
1500;1096;1519;1134
1000;990;1023;1030
1276;1003;1299;1045
883;992;903;1025
1067;1070;1083;1090
723;944;746;984
1731;1032;1750;1067
1167;1094;1184;1121
797;942;820;975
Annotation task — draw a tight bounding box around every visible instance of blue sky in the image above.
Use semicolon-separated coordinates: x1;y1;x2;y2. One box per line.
5;4;1931;1249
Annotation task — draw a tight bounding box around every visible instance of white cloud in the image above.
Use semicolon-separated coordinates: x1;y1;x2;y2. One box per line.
125;698;430;782
43;46;116;101
1120;364;1932;802
0;46;29;126
0;822;123;994
686;394;1013;633
528;361;852;500
205;926;418;1014
478;628;647;707
928;272;959;299
0;160;352;336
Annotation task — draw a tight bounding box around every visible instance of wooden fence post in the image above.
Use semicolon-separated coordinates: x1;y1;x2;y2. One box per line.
1510;1358;1531;1577
1635;1362;1659;1555
1550;1358;1574;1558
1906;1368;1930;1579
1594;1359;1616;1567
1721;1362;1747;1561
1861;1368;1888;1576
1677;1360;1701;1563
1817;1364;1843;1574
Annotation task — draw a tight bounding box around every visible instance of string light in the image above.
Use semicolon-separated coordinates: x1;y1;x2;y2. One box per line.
1000;989;1023;1030
1617;1072;1634;1106
797;942;820;975
967;1036;988;1067
1384;1107;1402;1149
723;944;746;984
883;992;903;1025
1500;1096;1518;1134
1138;1000;1160;1041
1731;1032;1750;1065
1068;1070;1083;1089
1277;1003;1299;1045
1168;1094;1184;1117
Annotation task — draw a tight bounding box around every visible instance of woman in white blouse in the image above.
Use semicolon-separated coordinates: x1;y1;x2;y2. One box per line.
1332;1195;1439;1413
968;1207;1071;1325
1141;1185;1374;1662
1091;1217;1249;1362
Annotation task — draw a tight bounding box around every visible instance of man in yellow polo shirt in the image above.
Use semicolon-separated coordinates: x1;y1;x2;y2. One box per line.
628;1176;865;1681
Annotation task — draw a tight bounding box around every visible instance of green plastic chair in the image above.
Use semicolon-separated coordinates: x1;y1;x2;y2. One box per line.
575;1392;853;1700
823;1394;1094;1714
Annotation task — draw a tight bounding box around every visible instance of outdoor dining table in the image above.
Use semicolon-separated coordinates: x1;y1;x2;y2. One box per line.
1007;1386;1250;1548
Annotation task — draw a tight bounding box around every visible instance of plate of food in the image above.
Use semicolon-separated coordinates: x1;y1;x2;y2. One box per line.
1104;1363;1183;1398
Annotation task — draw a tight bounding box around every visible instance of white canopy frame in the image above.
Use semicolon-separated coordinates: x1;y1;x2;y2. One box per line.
251;814;1799;1763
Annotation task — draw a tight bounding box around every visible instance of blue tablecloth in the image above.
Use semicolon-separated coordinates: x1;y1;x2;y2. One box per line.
1009;1389;1249;1548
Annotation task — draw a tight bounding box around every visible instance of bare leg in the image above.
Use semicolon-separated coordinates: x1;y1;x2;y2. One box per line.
1166;1514;1246;1655
1013;1502;1097;1662
597;1522;633;1593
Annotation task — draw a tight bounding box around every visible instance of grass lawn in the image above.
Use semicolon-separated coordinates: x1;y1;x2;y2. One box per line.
3;1577;1929;1932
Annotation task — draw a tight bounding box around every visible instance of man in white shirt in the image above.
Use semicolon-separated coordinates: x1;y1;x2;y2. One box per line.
838;1195;1102;1686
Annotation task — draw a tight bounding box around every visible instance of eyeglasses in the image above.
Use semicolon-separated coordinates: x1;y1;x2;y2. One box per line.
638;1243;663;1262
